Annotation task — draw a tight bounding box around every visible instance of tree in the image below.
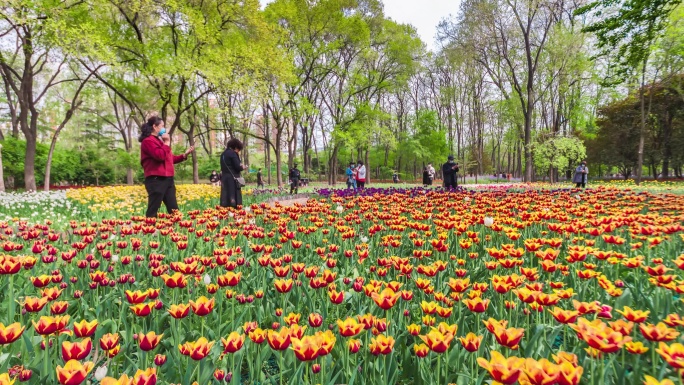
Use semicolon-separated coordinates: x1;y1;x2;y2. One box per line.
532;134;586;182
0;0;96;190
577;0;682;184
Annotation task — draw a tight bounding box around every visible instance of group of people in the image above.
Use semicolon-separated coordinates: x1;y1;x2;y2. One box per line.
420;156;460;189
345;161;367;190
139;117;248;217
139;116;590;218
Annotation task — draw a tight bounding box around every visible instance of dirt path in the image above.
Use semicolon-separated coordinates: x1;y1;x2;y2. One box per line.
264;195;312;207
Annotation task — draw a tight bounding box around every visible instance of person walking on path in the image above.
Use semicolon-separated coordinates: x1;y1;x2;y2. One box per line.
220;138;247;208
573;161;589;188
139;116;194;218
356;161;367;189
256;168;264;188
289;163;301;194
442;155;459;189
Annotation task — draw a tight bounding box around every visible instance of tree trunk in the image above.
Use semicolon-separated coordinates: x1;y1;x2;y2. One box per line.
661;111;672;178
275;129;283;187
127;168;134;185
24;133;37;191
636;59;648;185
365;150;369;185
191;135;199;184
44;134;60;192
0;144;4;192
524;109;533;182
328;145;339;185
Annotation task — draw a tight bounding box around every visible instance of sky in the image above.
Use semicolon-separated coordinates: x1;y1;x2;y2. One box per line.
260;0;461;51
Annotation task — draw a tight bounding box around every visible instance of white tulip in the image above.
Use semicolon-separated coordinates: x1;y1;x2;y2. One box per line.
94;366;108;381
336;205;343;213
203;274;211;285
360;236;369;243
112;255;120;263
484;217;494;227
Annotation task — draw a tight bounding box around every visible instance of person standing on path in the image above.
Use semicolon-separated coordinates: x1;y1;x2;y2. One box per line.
356;161;367;189
209;170;220;186
427;163;436;186
346;163;356;190
220;138;247;208
289;163;301;194
442;155;459;189
423;166;431;187
256;168;264;188
573;161;589;188
139;116;194;218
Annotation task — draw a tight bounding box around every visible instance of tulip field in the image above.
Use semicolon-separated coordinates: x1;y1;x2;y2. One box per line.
1;184;684;385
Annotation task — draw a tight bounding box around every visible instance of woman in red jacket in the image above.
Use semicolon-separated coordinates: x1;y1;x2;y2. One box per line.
139;116;194;217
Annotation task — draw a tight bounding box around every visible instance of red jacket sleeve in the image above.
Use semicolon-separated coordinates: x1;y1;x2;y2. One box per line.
173;154;187;164
142;138;170;161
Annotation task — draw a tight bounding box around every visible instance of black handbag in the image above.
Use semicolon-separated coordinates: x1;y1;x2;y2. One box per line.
222;153;246;188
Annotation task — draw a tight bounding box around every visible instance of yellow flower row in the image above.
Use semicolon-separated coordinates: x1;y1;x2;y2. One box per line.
66;185;254;213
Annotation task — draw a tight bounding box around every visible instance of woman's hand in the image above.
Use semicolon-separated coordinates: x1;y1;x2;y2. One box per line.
161;133;171;145
185;146;195;156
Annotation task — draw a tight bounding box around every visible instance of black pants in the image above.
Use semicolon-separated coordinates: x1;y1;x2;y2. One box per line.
576;182;586;188
357;181;365;189
290;178;299;194
144;177;178;218
221;174;242;208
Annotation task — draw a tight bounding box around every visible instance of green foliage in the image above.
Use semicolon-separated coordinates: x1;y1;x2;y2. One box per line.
532;134;587;176
576;0;682;81
0;137;123;187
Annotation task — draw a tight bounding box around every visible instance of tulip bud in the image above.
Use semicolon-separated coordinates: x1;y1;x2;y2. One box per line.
247;295;254;303
40;339;53;350
272;322;280;330
226;372;233;382
155;300;163;310
94;366;108;381
154;354;167;366
312;364;321;374
275;308;283;317
214;369;226;381
19;369;32;382
404;310;410;317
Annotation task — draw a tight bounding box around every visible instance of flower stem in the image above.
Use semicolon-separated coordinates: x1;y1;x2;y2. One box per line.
44;338;49;381
8;275;14;323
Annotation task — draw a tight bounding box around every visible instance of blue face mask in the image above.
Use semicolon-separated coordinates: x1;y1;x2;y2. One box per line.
158;128;166;136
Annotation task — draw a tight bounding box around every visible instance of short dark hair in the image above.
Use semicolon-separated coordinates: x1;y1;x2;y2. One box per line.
138;116;163;142
226;138;244;151
357;161;364;165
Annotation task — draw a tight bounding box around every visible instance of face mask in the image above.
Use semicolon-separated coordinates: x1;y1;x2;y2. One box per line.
158;128;166;136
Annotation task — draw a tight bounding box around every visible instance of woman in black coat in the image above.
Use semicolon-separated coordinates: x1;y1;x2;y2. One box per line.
422;166;431;187
220;138;247;208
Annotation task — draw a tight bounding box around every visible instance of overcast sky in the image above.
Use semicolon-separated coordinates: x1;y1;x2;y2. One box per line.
260;0;461;51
